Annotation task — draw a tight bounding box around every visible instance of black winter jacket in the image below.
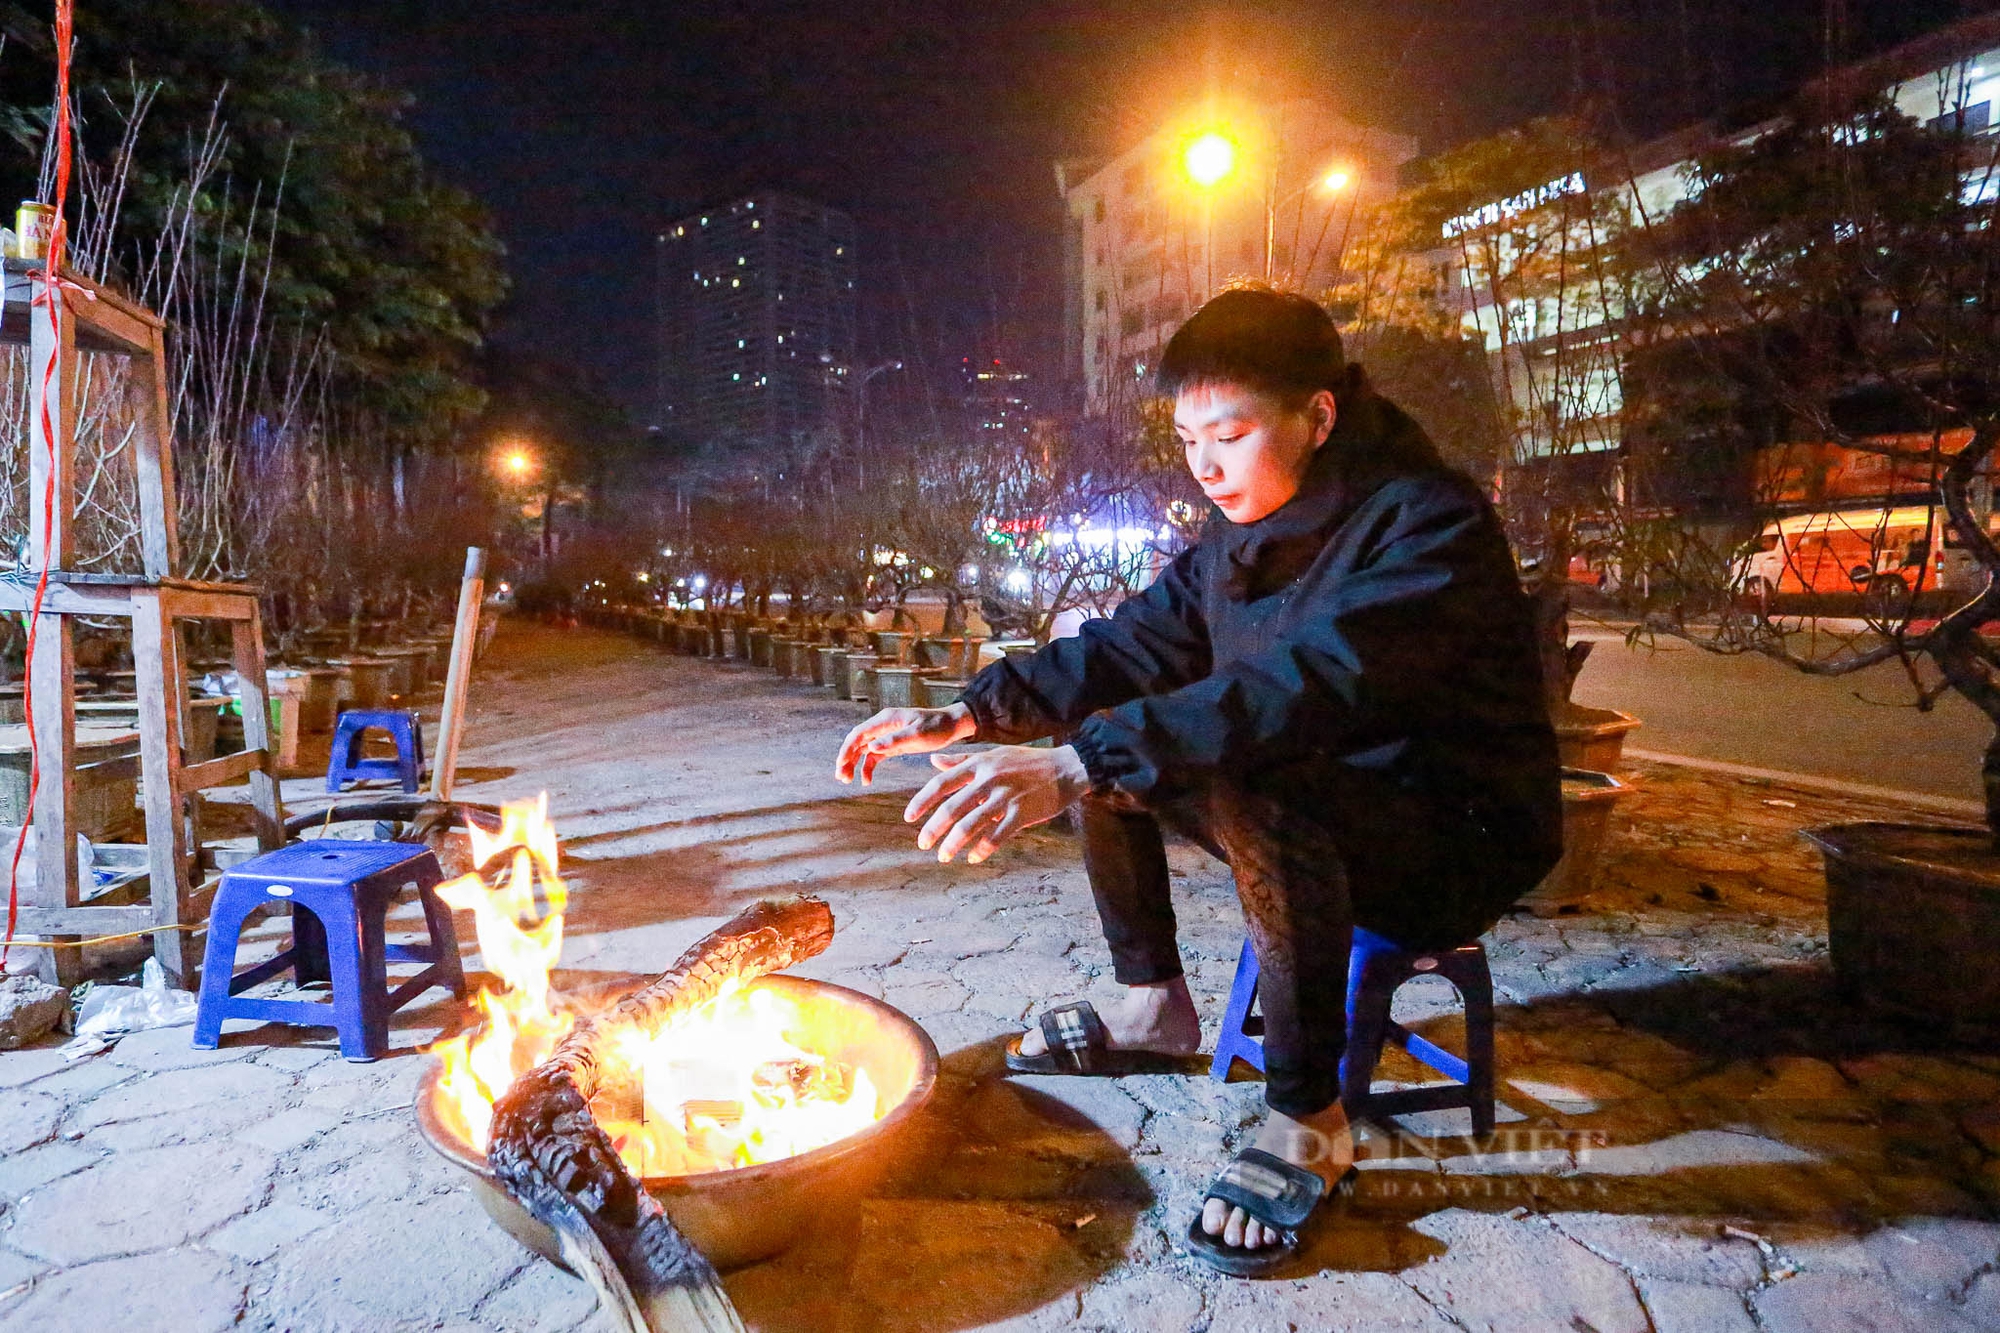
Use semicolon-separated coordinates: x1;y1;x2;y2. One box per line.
960;389;1563;938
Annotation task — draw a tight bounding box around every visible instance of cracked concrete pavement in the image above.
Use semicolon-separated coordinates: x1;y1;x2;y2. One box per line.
2;622;1998;1331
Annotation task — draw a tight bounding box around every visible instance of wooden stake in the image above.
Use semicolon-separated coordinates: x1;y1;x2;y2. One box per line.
429;548;486;801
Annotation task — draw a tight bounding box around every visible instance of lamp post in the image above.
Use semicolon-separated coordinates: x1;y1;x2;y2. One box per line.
1183;132;1236;297
1180;127;1356;288
1266;166;1354;281
853;358;901;490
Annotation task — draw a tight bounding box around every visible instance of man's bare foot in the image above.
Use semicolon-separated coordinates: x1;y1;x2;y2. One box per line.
1014;976;1203;1059
1201;1101;1353;1250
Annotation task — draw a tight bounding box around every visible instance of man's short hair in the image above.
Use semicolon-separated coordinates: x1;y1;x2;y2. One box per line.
1156;284;1347;408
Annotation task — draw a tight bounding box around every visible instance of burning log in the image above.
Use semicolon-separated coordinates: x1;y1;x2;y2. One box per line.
486;896;836;1333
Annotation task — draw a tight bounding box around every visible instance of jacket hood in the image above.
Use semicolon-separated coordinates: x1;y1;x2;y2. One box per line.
1213;382;1446;598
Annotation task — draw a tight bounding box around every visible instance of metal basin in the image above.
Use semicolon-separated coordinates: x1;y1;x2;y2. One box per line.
414;975;939;1272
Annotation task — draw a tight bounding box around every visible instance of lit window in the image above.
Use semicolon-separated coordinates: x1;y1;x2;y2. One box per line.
732;372;741;381
737;339;746;348
731;278;740;287
700;216;708;225
747;200;755;209
835;246;844;256
737;256;745;265
692;271;700;279
776;334;784;344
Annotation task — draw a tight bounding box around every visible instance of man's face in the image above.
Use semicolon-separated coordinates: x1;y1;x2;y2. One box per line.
1173;381;1336;524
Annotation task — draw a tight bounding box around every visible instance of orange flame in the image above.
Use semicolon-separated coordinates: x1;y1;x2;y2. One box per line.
429;795;575;1152
427;796;883;1173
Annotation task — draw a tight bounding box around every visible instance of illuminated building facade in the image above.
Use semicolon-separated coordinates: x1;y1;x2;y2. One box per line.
653;192;858;448
1056;100;1416;413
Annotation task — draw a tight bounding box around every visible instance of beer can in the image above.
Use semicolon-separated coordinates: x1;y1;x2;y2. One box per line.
15;202;55;261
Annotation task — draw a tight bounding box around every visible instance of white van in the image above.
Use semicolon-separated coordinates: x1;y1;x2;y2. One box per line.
1733;505;1999;604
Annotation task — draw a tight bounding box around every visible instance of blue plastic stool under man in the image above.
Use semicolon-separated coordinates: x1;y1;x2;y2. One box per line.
192;840;465;1062
325;708;425;793
1210;929;1497;1136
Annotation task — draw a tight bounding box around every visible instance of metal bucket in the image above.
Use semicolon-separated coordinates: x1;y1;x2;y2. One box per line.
414;975;939;1272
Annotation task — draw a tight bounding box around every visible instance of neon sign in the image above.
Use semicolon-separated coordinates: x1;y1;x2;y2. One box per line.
1442;171;1588;239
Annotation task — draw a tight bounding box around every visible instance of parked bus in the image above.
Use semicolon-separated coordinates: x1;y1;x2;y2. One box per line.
1734;505;2000;605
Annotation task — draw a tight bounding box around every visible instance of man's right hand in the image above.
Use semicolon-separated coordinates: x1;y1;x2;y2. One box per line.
836;703;977;785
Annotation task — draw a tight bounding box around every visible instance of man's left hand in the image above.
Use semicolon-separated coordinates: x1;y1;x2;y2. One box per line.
904;744;1091;864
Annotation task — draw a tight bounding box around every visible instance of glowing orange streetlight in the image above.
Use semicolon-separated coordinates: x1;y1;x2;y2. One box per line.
1183;131;1238;188
499;446;535;478
1322;167;1352;193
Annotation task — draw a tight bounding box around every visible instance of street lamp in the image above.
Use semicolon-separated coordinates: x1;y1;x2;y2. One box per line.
1182;131;1240;297
1183;132;1237;188
1266;164;1354;281
853;358;902;489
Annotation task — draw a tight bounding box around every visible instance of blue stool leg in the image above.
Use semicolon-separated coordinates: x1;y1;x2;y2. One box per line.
325;716;361;792
415;869;466;999
376;713;420;793
409;714;426;772
306;891;375;1062
1209;939;1266;1080
356;886;394;1057
192;890;262;1049
1340;946;1397;1118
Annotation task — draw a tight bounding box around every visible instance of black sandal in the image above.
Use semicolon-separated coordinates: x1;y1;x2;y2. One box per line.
1002;1000;1189;1076
1184;1147;1354;1277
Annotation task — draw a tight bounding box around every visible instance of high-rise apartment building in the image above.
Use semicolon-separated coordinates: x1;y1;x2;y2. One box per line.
653;192;858;449
1057;101;1416;412
959;357;1034;438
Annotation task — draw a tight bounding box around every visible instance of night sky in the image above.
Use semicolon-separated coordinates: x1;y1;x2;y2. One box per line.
266;0;1970;419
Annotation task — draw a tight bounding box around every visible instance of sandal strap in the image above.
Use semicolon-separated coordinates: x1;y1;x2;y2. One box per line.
1202;1148;1326;1231
1037;1001;1108;1073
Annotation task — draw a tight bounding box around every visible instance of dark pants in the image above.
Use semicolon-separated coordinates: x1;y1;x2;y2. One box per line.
1080;780;1493;1118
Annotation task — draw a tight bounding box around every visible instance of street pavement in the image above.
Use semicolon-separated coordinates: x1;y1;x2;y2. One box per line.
1570;622;1991;804
1;624;1997;1331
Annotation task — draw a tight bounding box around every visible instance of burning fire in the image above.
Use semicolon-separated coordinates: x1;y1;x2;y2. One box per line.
428;797;881;1174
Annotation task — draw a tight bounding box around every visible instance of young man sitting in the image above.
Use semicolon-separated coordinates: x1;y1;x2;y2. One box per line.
834;286;1561;1276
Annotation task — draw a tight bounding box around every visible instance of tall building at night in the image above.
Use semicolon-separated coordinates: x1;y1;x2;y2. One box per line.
959;357;1034;438
1056;101;1417;413
652;192;858;448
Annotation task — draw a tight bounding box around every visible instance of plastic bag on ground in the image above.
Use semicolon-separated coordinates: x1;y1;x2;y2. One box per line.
59;957;198;1061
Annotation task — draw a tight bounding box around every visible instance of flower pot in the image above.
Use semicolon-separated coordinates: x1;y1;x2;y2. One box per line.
749;628;774;668
773;638;802;679
811;645;839;687
920;677;967;708
872;666;921;709
1553;704;1641;772
1520;768;1630;914
1803;822;2000;1035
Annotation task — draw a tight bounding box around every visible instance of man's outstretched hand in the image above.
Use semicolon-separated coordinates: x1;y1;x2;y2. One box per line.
835;703;978;786
904;744;1090;865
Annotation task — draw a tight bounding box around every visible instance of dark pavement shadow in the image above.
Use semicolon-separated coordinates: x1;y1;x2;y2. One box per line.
723;1036;1150;1333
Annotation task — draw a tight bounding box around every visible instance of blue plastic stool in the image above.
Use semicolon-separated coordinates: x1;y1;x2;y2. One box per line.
1210;929;1497;1135
325;709;424;793
192;840;465;1061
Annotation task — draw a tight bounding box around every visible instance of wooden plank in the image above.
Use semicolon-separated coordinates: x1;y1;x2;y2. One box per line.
429;547;486;800
23;263;80;987
130;326;179;578
14;904;156;935
174;749;264;793
230;606;284;849
158;587;258;622
0;581;135;617
132;588;200;987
